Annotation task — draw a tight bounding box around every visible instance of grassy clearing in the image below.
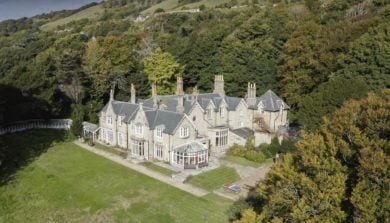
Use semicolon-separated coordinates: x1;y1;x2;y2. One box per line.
0;131;232;222
141;0;247;15
140;161;177;176
93;142;127;158
41;4;104;30
189;166;240;191
221;155;261;168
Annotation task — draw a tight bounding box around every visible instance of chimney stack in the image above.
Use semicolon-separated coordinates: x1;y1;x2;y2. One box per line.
213;75;225;97
130;83;136;104
246;82;256;107
176;76;184;113
109;87;114;102
191;85;199;104
152;83;158;109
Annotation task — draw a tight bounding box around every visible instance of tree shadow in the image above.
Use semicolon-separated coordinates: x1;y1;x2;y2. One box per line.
0;129;68;186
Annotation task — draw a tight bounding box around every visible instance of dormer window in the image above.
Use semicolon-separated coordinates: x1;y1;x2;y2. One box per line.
135;123;143;135
207;109;212;119
179;127;190;138
258;102;265;114
219;107;225;118
107;116;112;125
156;126;163;139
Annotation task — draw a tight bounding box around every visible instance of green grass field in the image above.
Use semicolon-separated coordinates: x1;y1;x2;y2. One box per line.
41;4;104;30
141;0;247;15
0;130;232;223
221;155;261;168
141;161;177;176
189;166;240;191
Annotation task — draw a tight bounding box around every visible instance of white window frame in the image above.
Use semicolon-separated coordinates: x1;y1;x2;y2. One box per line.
179;126;190;138
207;109;212;119
107;116;112;125
219;107;225;118
239;110;243;117
135;123;143;135
156;127;163;139
216;130;228;147
155;144;163;158
118;132;123;147
118;116;123;126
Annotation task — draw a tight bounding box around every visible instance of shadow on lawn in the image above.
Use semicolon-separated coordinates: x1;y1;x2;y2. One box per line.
0;129;69;186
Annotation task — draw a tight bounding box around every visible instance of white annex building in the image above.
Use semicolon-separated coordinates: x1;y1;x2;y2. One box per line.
88;75;289;169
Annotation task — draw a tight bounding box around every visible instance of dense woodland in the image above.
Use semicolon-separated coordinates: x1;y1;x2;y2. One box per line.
0;0;389;222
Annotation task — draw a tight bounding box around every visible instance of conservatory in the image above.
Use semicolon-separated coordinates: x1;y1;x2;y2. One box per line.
171;141;208;169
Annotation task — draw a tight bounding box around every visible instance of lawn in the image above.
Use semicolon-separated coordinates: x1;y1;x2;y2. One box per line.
221;155;261;168
189;166;240;191
0;130;232;223
94;142;128;158
140;161;177;176
41;4;104;30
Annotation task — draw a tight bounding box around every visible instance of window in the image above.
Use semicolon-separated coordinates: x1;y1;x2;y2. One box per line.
107;116;112;125
239;110;243;117
207;109;211;119
156;127;163;139
135;123;143;135
219;107;224;117
102;129;113;143
216;130;228;147
156;144;163;158
240;121;244;127
132;139;144;156
179;127;190;138
118;116;123;126
193;116;196;121
118;132;123;146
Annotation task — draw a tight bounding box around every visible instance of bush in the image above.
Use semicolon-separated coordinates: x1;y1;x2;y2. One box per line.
227;198;252;221
244;150;266;163
70;103;85;137
154;8;165;13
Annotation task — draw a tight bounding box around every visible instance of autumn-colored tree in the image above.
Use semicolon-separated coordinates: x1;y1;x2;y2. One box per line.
83;35;137;98
142;47;183;94
237;90;390;222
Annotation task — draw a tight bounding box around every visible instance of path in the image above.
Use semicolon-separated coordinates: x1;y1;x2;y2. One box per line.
213;160;272;201
73;141;209;197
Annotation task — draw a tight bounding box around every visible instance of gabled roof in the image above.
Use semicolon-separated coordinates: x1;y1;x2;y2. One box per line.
225;96;242;111
144;109;185;134
257;90;289;112
101;101;140;122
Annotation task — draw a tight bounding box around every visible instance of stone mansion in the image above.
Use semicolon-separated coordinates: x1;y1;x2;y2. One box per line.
94;75;289;169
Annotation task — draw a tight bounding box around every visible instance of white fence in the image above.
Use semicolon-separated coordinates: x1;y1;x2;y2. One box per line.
0;119;72;135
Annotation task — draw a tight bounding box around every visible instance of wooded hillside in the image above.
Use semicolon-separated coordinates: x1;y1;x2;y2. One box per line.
0;0;389;133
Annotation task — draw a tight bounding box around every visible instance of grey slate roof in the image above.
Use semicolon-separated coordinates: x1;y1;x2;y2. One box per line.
144;109;185;134
140;93;244;113
230;127;254;139
257;90;289;112
101;101;140;122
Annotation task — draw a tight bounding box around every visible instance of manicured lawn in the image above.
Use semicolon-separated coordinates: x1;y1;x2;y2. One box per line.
189;166;240;191
94;142;127;158
0;131;232;223
221;155;261;168
140;162;177;176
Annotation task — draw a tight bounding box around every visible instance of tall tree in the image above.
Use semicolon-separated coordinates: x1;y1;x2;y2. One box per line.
83;35;138;98
142;47;183;94
236;90;390;222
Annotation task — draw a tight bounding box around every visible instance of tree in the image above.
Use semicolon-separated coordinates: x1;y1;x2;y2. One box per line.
142;48;183;94
70;103;85;137
83;35;138;98
237;90;390;222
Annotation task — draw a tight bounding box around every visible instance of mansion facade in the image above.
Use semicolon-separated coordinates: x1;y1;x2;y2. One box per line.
96;75;289;169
